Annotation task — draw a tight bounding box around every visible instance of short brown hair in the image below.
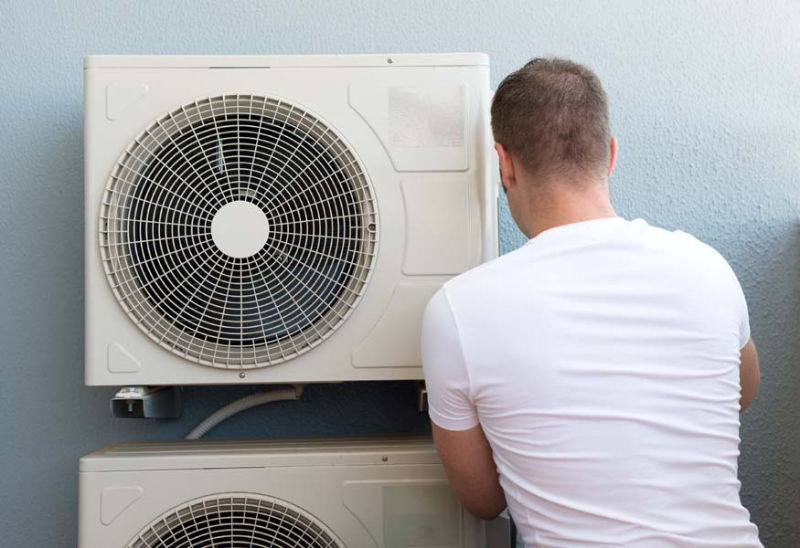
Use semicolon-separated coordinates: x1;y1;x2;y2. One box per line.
491;57;610;180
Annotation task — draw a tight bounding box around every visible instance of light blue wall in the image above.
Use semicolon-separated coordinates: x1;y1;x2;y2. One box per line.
1;1;798;545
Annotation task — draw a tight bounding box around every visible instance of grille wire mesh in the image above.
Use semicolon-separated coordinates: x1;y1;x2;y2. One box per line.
100;95;378;369
128;494;344;548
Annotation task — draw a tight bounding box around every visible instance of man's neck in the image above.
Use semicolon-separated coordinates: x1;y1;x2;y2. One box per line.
520;181;617;238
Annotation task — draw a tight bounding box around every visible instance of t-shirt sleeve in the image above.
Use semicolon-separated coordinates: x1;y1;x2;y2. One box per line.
736;282;751;349
421;287;479;431
721;255;751;349
704;241;751;350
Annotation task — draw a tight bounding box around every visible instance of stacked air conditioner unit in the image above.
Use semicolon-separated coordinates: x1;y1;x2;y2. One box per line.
81;54;498;547
84;53;496;385
79;436;496;547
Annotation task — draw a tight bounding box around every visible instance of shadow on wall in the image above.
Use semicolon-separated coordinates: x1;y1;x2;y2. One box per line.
735;217;800;547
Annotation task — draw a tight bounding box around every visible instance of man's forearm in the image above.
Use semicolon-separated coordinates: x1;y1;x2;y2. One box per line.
740;339;760;411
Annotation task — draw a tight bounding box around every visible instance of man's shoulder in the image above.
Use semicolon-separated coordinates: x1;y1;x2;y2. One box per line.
439;219;740;307
622;220;743;298
638;221;732;266
442;243;535;299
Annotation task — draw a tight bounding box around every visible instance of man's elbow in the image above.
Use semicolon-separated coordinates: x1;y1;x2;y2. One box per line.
739;339;760;412
740;374;760;412
463;495;506;521
470;505;506;521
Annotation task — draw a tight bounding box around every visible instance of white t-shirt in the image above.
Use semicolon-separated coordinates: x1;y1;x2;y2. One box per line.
421;217;761;548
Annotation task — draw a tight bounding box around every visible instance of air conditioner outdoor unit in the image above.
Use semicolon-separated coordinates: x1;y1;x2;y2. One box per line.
84;54;496;386
79;435;499;547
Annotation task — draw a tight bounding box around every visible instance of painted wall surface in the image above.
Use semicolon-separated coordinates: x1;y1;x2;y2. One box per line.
1;1;798;546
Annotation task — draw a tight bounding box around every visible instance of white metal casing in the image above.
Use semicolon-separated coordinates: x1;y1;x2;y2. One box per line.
84;54;497;385
79;436;490;547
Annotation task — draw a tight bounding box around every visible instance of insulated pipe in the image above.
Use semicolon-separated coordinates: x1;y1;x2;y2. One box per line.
185;385;305;440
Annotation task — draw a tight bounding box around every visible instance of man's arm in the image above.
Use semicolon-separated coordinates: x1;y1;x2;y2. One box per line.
432;423;506;520
421;287;507;519
739;338;760;411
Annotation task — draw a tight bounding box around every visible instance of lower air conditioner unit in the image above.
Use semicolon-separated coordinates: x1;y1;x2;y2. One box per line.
79;436;501;547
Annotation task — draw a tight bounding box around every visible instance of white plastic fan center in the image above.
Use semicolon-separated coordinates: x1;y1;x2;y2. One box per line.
211;201;270;258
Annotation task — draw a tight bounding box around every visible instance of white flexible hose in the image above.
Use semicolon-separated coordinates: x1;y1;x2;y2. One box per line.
185;385;304;439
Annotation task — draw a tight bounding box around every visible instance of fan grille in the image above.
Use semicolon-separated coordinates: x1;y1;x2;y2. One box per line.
100;95;378;368
128;494;343;548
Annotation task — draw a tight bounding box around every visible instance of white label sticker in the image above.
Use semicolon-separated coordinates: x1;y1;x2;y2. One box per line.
389;86;465;148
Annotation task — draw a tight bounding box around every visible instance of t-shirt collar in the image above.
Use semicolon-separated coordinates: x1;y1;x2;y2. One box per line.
525;216;628;247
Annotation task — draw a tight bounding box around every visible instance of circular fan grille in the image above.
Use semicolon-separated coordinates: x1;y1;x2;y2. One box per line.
128;494;344;548
101;95;378;368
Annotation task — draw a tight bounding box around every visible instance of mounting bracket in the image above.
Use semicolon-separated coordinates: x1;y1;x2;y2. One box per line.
110;386;182;419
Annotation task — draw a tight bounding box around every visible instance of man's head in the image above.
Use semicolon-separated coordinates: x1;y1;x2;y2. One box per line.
491;58;618;236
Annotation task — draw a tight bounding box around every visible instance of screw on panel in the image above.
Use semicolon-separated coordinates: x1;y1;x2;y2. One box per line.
239;371;246;379
387;57;393;64
381;455;389;463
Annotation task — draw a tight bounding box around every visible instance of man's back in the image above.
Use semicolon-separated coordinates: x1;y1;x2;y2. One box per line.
422;217;761;547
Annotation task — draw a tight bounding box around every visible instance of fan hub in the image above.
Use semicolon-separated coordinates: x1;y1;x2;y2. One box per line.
211;200;270;258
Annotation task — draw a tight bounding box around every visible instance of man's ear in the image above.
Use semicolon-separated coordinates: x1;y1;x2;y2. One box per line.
494;143;516;192
607;136;618;177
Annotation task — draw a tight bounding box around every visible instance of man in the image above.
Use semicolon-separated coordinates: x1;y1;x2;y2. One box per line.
421;58;761;547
